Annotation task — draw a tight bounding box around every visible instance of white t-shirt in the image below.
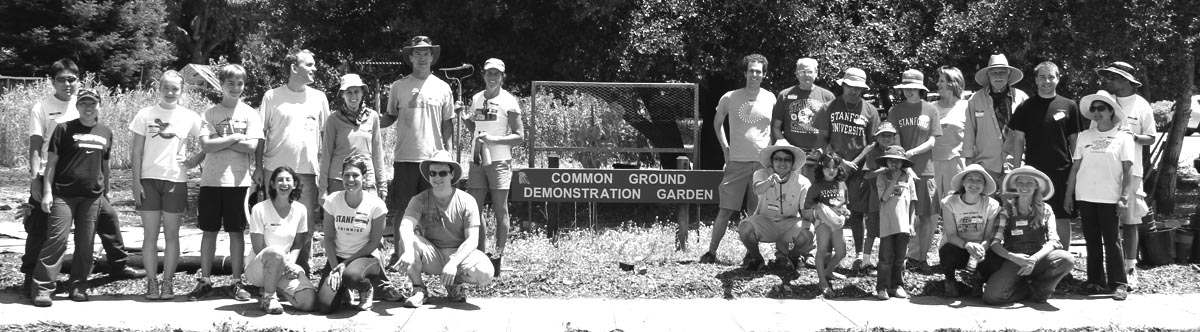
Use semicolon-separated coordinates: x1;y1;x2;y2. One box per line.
1115;94;1156;177
260;86;330;175
469;89;521;162
933;100;968;161
128;105;202;182
28;94;79;175
718;88;776;162
386;75;455;162
1074;127;1136;203
940;194;1000;245
322;191;388;258
200;102;264;187
249;200;309;248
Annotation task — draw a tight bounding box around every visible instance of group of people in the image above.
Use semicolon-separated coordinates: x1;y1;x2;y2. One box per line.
22;36;515;313
703;54;1155;304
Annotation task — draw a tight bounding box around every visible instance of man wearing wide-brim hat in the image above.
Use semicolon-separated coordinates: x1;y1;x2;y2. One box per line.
735;143;815;271
1096;61;1156;289
382;36;459;268
391;150;495;307
964;54;1029;184
817;67;881;269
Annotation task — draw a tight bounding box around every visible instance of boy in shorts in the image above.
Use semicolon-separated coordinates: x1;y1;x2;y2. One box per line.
188;64;264;301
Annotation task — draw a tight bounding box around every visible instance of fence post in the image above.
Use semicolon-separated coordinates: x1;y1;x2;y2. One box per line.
675;156;692;251
547;155;560;242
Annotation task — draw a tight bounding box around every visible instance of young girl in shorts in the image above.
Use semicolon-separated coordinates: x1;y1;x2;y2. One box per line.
130;71;202;300
874;145;916;300
805;151;850;298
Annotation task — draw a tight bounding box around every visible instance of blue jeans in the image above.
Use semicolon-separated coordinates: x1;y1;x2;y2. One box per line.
877;233;909;291
22;190;127;274
33;195;101;292
983;249;1075;305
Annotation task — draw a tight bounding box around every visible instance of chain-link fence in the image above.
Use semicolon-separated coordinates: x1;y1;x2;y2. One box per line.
527;81;700;169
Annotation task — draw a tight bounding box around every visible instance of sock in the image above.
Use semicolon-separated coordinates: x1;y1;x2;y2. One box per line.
1125;259;1137;271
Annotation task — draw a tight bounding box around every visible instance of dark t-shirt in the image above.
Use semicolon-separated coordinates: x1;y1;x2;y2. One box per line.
773;85;836;149
1009;95;1085;171
804;180;846;209
818;98;880;160
888;101;942;176
48;119;112;197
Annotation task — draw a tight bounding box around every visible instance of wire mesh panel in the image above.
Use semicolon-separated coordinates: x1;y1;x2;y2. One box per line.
528;81;700;169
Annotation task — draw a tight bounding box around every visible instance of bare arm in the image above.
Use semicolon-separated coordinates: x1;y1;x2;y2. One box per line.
40;153;57;212
441;119;454;151
1010;130;1025;167
131;133;146;205
318;121;336;194
905;136;936;158
321;211;341;271
714;106;729;159
28;136;43;178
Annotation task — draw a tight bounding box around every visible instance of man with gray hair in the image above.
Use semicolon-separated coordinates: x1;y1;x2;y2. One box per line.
773;57;836;180
964;54;1029;185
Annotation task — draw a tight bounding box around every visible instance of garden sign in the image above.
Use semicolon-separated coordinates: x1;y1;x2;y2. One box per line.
510;169;722;203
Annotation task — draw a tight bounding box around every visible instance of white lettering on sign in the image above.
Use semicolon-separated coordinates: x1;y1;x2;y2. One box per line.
523;187;641;200
550;172;614;184
656;189;713;200
628;173;687;185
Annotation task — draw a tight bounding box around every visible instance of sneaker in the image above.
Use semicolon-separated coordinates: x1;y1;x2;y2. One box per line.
446;284;466;303
110;266;146;279
851;258;863;273
1126;268;1139;290
1081;283;1109;295
377;283;405;302
802;255;817;268
232;281;252;301
875;289;889;300
404;285;428;308
70;283;89;302
821;287;836;299
260;294;284;315
357;284;375;311
187;279;213;301
698;252;717;264
1113;285;1129;301
33;290;52;307
890;287;910;299
943;279;960;298
742;252;766;271
160;277;175;300
145;277;161;300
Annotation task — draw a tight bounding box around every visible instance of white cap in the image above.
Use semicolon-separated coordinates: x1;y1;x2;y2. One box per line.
483;58;505;72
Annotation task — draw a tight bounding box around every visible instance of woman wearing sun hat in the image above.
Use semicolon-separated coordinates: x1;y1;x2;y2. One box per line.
984;166;1075;305
887;69;942;272
937;164;1001;297
320;74;384;195
1064;91;1134;301
737;142;814;271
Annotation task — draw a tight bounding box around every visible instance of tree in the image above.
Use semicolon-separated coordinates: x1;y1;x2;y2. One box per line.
165;0;266;65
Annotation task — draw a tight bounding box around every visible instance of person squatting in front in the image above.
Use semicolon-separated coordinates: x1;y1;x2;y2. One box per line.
244;166;316;314
737;143;815;271
390;150;494;307
984;166;1075;305
938;164;1001;298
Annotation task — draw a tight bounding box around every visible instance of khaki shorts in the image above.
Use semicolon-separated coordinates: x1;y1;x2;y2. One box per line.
468;160;512;190
409;238;495;286
738;215;815;254
718;161;761;211
139;179;188;213
243;248;316;300
914;176;939;217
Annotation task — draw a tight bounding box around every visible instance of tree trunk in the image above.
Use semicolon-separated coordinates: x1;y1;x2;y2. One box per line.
1153;53;1195;214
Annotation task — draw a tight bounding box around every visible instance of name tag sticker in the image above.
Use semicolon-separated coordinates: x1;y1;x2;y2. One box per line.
1012;229;1024;236
767;203;781;212
787;95;798;100
1053;111;1066;121
1016;220;1028;227
974;109;985;118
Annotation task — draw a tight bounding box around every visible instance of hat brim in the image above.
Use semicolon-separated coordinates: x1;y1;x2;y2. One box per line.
760;145;806;172
892;83;928;91
1097;68;1142;87
1002;168;1054;201
974;65;1024;87
402;46;442;65
838;79;869;89
339;82;368;91
419;155;463;184
1080;93;1126;125
949;165;996;196
874;155;913;169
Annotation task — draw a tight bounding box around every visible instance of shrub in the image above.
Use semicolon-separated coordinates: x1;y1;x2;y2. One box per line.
1152;100;1176;132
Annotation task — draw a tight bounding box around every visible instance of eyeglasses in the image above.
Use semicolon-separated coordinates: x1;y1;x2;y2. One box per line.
772;157;794;163
54;76;78;83
428;170;452;178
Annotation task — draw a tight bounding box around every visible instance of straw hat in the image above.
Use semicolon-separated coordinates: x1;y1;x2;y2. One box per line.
950;164;996;196
402;36;441;65
419;150;463;184
892;69;928;91
1096;61;1142;87
837;67;869;89
759;143;806;172
1002;166;1054;201
874;145;913;169
339;74;367;91
1080;90;1126;124
974;54;1024;87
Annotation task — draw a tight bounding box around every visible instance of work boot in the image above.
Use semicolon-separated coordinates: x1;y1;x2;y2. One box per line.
160;276;175;300
698;252;717;264
33;290;52;307
70;282;89;302
742;252;765;271
145;276;161;300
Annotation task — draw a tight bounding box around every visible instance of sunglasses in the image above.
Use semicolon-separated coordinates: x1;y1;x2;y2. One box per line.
428;170;452;178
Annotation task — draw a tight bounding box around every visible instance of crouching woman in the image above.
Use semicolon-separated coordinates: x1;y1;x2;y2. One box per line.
983;166;1075;305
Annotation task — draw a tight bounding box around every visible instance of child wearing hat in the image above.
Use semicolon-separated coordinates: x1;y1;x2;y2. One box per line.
850;121;903;272
984;166;1075;305
873;145;917;300
938;164;1001;297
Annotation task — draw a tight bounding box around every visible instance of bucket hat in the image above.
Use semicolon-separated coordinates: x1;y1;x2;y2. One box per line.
419;150;463;184
892;69;928;91
402;36;441;65
759;142;806;172
974;54;1024;87
837;67;869;89
1080;90;1126;125
1002;166;1054;201
950;164;996;196
1096;61;1142;87
874;145;913;169
339;74;367;91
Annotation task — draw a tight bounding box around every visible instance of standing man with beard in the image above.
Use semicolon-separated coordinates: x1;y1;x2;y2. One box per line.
773;58;836;180
964;54;1029;185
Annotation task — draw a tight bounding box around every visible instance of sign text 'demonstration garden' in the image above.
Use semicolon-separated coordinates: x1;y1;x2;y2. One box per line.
510;169;723;203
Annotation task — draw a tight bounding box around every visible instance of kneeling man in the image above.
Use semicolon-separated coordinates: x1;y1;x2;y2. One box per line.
738;143;816;270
